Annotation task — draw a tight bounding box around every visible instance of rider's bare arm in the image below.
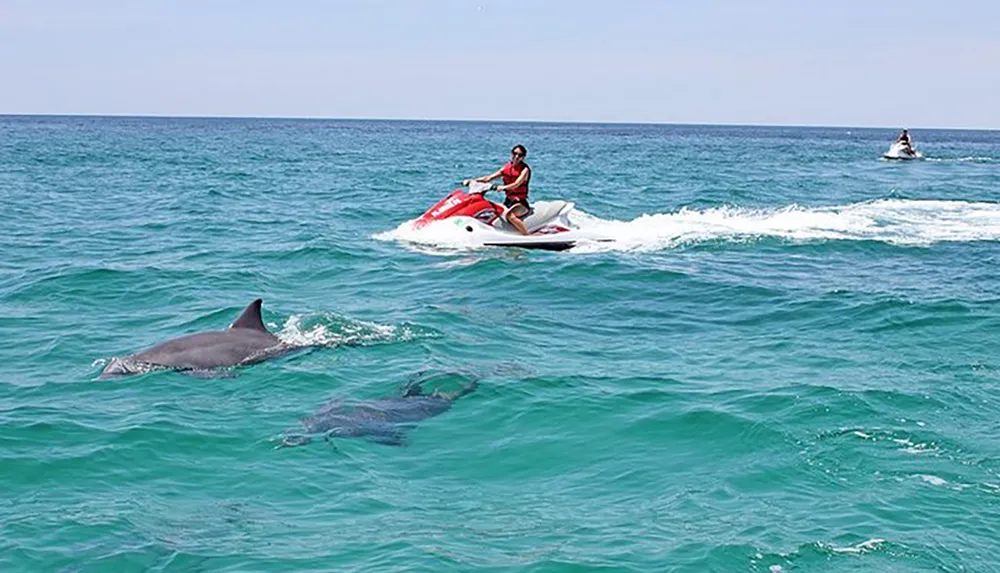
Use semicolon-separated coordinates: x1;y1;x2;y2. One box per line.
464;168;504;185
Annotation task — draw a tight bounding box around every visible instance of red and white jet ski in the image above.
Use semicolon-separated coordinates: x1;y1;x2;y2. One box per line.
413;182;582;251
882;141;923;160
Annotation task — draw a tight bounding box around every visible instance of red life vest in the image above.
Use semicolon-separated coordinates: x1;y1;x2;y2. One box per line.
501;161;530;201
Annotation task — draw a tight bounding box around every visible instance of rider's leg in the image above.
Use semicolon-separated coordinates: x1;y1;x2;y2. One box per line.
506;205;530;235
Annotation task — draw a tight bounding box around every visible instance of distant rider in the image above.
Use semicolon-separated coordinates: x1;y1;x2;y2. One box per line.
896;129;915;155
462;144;531;236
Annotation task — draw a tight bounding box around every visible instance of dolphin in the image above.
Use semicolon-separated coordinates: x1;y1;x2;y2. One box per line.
100;298;291;378
280;375;478;447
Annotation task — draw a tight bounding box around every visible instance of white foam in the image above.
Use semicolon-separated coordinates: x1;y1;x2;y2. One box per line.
888;436;935;454
900;445;935;455
374;218;484;253
377;199;1000;254
570;199;1000;253
925;156;997;163
918;474;948;486
276;314;426;348
845;427;936;454
828;538;886;554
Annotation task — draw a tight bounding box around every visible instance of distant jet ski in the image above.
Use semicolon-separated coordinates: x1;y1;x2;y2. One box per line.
413;182;610;251
883;141;923;160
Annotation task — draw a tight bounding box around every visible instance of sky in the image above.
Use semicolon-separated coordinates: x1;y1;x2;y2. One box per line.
1;0;998;128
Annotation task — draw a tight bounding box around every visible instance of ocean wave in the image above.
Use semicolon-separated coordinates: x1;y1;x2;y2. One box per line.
276;313;435;348
823;426;940;455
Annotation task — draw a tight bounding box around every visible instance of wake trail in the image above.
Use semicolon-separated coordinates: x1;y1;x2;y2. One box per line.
376;199;1000;254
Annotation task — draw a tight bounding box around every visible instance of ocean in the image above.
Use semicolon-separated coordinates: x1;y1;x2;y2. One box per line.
2;115;1000;572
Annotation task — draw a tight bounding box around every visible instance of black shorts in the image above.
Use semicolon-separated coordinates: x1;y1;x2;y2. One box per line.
504;196;530;212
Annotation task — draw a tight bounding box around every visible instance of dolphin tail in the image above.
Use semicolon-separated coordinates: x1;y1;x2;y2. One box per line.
402;368;438;397
403;381;425;397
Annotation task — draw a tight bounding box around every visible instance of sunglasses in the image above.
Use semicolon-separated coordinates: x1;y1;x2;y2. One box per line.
511;152;524;158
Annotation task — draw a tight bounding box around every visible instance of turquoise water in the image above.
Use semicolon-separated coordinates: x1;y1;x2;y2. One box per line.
2;116;1000;572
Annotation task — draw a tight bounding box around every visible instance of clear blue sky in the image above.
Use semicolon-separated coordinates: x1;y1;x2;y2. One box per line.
2;0;998;128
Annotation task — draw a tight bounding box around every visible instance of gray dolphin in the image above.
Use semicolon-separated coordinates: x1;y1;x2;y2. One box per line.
100;298;291;378
280;375;478;447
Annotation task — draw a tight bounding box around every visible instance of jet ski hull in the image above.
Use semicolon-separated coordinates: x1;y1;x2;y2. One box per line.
883;141;923;160
483;240;576;251
446;214;585;250
413;189;608;251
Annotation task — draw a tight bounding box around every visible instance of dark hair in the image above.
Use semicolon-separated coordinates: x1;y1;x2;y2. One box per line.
511;144;527;157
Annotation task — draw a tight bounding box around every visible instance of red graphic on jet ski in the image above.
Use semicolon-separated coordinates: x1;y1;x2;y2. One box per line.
415;189;507;229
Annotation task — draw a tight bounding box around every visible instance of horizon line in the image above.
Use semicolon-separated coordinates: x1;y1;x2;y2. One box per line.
1;112;997;133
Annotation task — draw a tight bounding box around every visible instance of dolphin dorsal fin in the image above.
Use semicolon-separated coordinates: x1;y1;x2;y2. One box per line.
230;298;269;332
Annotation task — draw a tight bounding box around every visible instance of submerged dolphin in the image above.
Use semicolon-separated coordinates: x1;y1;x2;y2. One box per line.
280;376;478;447
100;298;291;378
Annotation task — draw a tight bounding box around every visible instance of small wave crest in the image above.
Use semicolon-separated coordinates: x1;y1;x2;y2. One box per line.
822;426;939;455
823;538;887;554
276;313;433;348
924;156;997;163
749;538;890;572
94;356;163;377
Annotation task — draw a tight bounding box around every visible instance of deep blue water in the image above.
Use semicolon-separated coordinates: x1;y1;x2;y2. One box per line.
2;116;1000;572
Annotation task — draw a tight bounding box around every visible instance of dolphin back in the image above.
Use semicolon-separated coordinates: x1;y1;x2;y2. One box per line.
132;330;282;370
285;378;480;447
100;298;284;377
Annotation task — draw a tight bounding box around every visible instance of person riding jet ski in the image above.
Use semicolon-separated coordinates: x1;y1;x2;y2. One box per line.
896;129;916;156
462;144;531;235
